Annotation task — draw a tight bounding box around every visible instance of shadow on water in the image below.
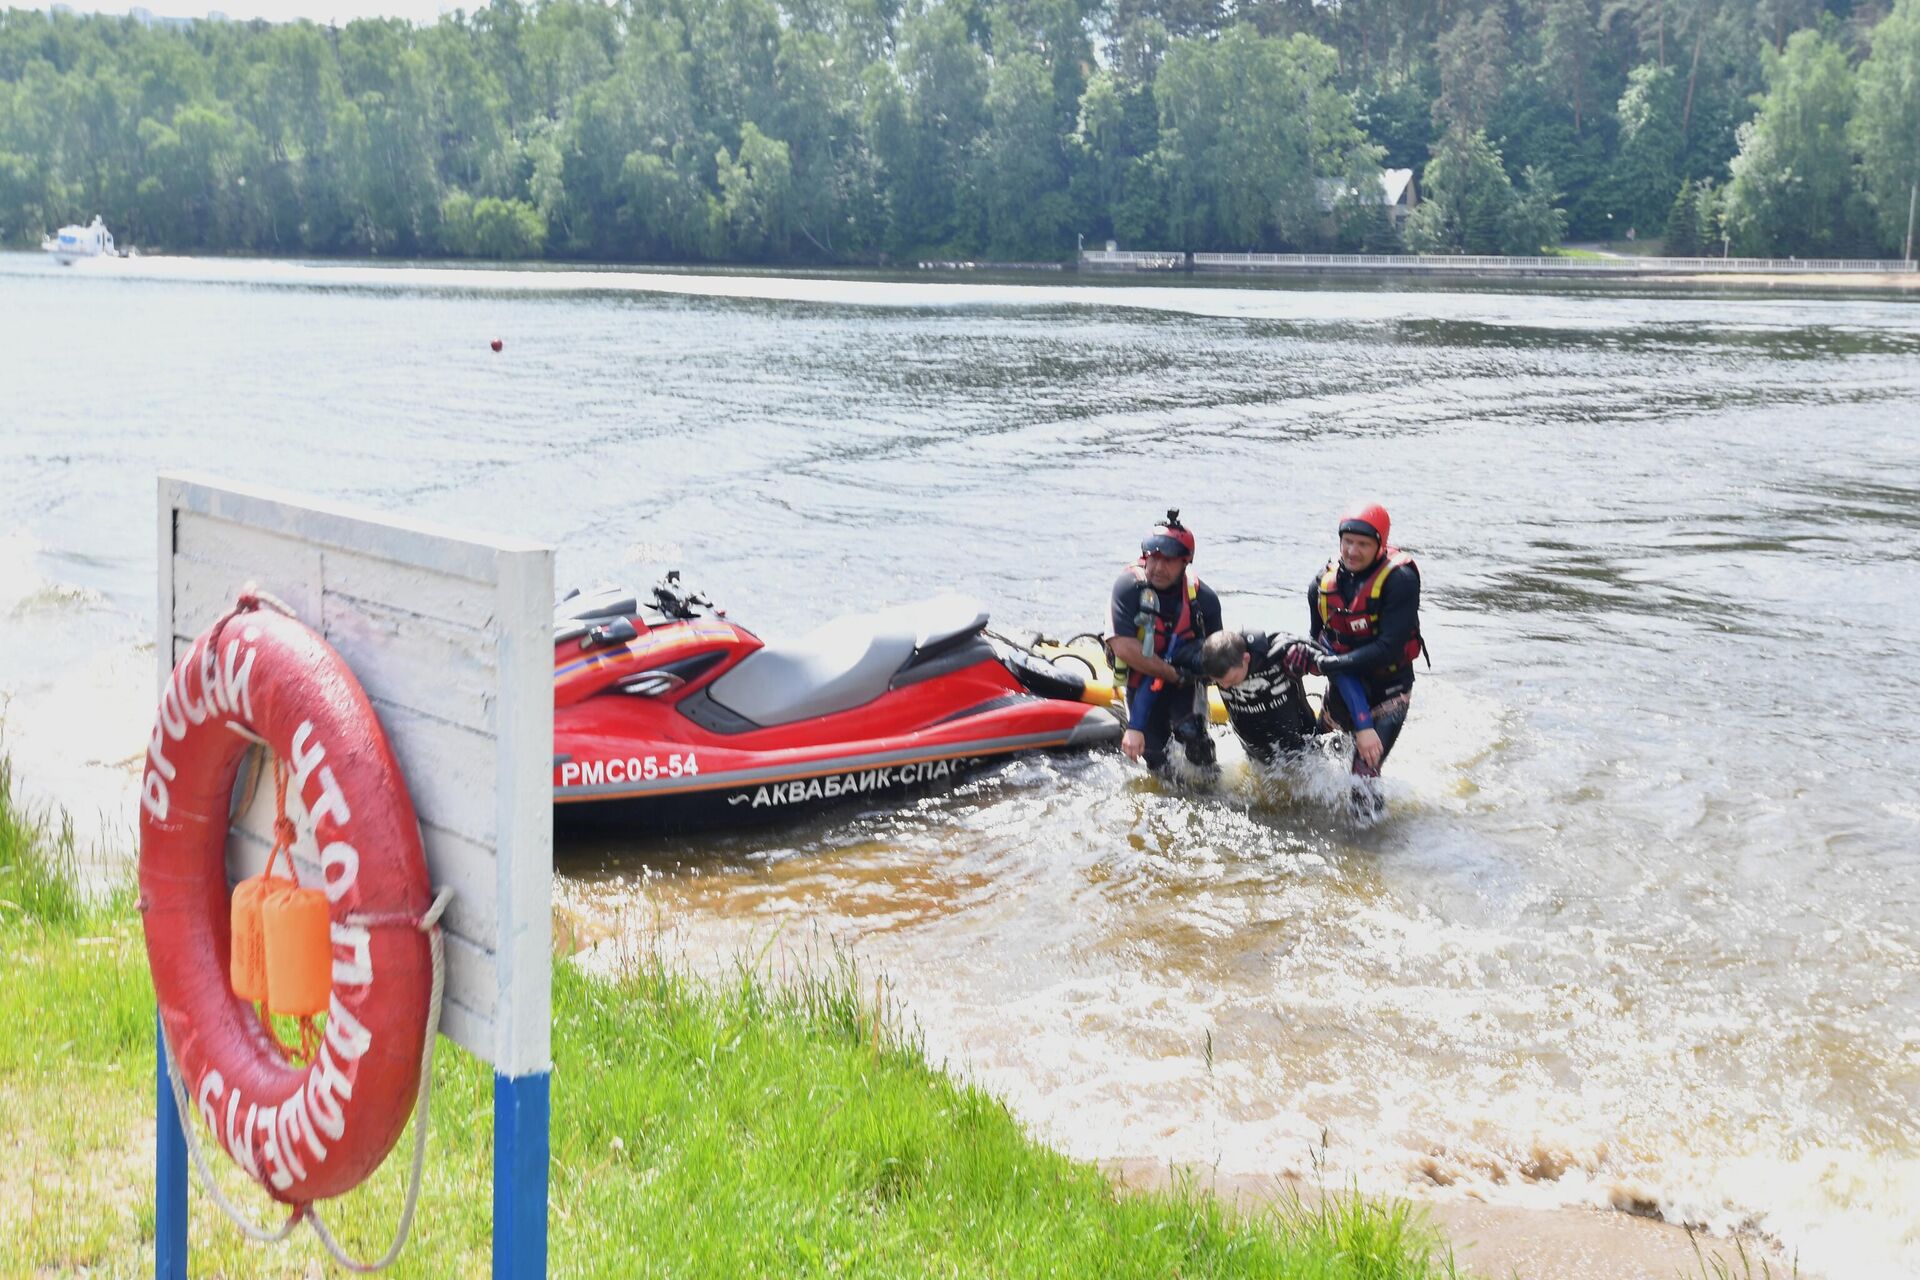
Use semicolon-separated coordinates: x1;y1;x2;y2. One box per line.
1766;476;1920;531
1386;316;1920;357
1447;541;1766;633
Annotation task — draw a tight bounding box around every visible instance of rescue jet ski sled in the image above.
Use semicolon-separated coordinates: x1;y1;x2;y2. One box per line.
553;575;1124;832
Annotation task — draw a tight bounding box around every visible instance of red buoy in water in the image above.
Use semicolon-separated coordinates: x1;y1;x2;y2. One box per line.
490;338;503;352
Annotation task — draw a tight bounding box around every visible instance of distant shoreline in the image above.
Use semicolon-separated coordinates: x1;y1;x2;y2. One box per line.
1669;270;1920;289
1079;248;1920;288
13;248;1920;297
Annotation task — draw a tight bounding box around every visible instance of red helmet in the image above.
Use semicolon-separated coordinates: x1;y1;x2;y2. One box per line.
1338;502;1390;546
1141;509;1196;560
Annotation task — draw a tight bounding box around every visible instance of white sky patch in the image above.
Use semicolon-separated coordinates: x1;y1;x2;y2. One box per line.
37;0;466;28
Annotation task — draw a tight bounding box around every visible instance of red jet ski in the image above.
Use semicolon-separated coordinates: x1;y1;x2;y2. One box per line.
552;575;1122;832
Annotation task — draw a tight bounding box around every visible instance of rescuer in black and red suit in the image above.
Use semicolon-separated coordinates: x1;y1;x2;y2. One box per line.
1290;501;1425;815
1108;511;1222;774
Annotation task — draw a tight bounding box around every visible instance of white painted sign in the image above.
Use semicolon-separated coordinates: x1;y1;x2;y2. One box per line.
156;472;554;1076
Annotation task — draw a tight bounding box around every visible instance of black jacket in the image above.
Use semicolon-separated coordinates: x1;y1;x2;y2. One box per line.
1220;630;1319;765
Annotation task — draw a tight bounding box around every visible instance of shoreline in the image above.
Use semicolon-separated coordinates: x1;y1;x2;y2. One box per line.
1103;1160;1815;1280
1104;264;1920;291
592;915;1827;1280
12;247;1918;295
1671;269;1920;289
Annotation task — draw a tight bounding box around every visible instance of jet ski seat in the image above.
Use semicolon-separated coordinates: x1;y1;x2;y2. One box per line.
708;594;990;728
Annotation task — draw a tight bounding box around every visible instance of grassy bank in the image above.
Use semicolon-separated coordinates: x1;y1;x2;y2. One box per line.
0;760;1463;1278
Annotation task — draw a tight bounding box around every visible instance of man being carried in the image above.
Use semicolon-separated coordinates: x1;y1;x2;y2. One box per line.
1108;510;1222;774
1197;629;1359;768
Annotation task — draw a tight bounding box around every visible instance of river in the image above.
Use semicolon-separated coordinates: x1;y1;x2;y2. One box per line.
2;251;1916;1277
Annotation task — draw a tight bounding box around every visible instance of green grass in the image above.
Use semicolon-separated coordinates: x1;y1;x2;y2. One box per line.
0;759;1465;1278
1686;1228;1799;1280
1552;240;1673;259
0;752;88;928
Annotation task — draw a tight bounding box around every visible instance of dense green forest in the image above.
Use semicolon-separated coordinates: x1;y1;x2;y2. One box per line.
2;0;1917;262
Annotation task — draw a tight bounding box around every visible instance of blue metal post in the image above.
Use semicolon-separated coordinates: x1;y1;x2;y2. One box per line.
155;1015;188;1280
494;1070;550;1280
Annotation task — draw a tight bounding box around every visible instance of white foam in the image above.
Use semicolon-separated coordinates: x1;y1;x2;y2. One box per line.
1205;673;1512;827
0;643;147;865
0;532;44;616
1616;1148;1920;1280
0;534;147;867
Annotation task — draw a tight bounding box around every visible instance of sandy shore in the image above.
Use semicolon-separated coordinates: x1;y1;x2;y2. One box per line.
1103;1160;1814;1280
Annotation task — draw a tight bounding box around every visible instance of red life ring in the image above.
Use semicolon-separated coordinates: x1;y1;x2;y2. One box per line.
140;597;432;1204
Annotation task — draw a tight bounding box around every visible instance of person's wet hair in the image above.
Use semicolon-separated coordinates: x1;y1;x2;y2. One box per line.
1201;630;1248;679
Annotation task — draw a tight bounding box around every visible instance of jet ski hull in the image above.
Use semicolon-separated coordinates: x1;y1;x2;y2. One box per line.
556;700;1120;834
553;591;1122;835
556;741;996;833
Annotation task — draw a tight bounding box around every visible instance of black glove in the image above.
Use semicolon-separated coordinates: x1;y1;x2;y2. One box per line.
1171;645;1206;679
1316;648;1355;676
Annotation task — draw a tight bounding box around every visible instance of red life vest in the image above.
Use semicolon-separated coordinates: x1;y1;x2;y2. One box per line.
1115;561;1203;688
1317;548;1423;672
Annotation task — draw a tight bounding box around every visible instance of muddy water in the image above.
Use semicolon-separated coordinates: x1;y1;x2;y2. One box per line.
3;252;1916;1276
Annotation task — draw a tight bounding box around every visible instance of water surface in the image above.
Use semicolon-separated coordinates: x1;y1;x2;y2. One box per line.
3;252;1916;1277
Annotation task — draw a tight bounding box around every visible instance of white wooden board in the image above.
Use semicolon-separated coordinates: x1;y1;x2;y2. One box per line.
158;473;554;1077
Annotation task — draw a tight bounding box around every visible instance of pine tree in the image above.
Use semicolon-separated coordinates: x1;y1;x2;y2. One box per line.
1362;199;1401;252
1693;179;1725;257
1664;177;1698;255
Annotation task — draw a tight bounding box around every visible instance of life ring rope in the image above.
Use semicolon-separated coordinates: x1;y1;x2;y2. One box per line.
160;884;453;1269
248;752;323;1063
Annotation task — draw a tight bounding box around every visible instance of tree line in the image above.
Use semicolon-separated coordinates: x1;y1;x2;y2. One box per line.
2;0;1917;263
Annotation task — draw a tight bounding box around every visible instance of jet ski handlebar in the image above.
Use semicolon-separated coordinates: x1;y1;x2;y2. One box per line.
650;570;713;620
554;571;720;645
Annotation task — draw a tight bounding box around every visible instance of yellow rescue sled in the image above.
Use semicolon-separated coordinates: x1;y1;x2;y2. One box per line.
1009;633;1229;725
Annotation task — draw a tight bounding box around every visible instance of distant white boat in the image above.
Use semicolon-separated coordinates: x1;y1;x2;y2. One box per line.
41;216;119;264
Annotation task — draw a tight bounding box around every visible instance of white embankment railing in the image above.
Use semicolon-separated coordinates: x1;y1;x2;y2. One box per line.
1081;250;1188;270
1080;249;1919;274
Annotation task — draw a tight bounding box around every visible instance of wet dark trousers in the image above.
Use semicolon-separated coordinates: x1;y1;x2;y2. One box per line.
1134;689;1178;771
1319;687;1412;778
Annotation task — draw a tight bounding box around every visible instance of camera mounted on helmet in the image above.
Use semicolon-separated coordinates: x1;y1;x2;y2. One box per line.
1141;508;1197;561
